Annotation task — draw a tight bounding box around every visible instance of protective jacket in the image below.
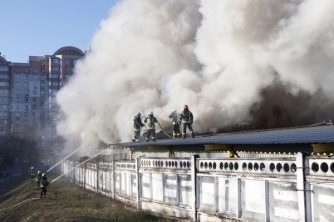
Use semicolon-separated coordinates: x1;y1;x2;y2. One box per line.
29;169;36;177
144;115;157;129
180;108;193;124
40;176;50;188
133;116;145;131
169;111;180;125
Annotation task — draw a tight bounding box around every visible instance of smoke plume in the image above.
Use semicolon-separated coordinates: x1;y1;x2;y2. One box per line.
57;0;334;153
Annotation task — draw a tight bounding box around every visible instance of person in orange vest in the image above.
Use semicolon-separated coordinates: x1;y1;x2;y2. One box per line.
179;104;195;139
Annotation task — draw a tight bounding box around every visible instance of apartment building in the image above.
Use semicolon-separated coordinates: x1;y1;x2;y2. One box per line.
0;46;84;151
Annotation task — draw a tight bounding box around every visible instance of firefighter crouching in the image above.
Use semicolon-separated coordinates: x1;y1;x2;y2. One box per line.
180;104;195;139
169;110;181;138
132;113;145;142
144;111;158;142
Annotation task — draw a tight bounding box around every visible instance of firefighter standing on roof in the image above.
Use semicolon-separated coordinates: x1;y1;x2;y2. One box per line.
144;111;157;142
180;105;195;139
169;110;181;138
132;113;145;142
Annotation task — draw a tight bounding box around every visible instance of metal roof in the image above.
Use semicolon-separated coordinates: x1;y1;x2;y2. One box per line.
112;125;334;148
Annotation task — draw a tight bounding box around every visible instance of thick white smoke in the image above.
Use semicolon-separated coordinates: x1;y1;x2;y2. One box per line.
57;0;334;153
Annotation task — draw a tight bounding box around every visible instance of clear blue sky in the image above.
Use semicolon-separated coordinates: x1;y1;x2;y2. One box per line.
0;0;120;63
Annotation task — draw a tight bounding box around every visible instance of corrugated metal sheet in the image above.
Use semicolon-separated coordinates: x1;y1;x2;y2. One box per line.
112;125;334;147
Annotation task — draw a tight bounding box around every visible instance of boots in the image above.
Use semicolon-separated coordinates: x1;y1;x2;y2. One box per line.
191;132;195;138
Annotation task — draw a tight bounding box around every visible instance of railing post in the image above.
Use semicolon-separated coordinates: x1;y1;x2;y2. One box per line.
136;157;142;210
191;155;199;221
296;152;306;222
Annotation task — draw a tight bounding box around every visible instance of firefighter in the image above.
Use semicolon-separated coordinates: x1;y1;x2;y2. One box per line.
40;173;50;198
144;111;157;142
179;104;195;139
132;113;145;142
169;110;181;138
29;167;36;183
36;171;42;189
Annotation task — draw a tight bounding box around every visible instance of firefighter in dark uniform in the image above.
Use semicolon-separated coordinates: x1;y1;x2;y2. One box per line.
169;110;181;138
144;111;157;142
40;173;50;198
180;104;195;139
29;167;36;183
132;113;145;142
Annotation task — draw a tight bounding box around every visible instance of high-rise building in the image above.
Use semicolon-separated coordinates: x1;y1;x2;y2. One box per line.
0;46;84;152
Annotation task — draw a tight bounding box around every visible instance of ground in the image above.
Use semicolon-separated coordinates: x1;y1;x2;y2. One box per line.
0;172;177;222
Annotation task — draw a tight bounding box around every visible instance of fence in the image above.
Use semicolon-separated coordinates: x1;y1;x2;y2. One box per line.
63;152;334;221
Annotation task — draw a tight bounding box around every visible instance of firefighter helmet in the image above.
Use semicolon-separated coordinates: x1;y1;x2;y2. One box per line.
148;111;153;116
183;104;188;109
31;167;34;170
42;173;46;177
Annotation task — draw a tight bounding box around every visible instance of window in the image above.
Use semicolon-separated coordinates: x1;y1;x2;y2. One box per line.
0;120;8;124
33;82;38;88
0;105;8;109
65;59;69;64
49;96;54;101
16;67;20;72
51;66;59;71
24;67;29;73
51;58;59;63
41;83;45;87
33;90;37;95
15;97;19;102
65;67;69;71
41;60;45;66
0;97;8;101
24;97;28;102
33;68;37;73
33;112;35;116
24;112;28;117
33;75;37;79
49;89;58;95
25;105;29;111
16;113;19;120
24;75;28;79
41;68;45;73
0;74;8;78
0;66;8;71
41;75;45;80
71;67;75;71
49;81;59;86
0;112;8;117
24;89;28;95
41;90;45;95
16;89;19;95
15;82;19;87
24;82;28;87
72;59;76;64
0;82;9;86
0;90;8;94
49;73;59;78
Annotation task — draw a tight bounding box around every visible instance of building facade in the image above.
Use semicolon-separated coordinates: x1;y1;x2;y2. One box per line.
0;46;84;152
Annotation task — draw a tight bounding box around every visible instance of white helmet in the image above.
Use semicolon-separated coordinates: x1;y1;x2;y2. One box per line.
42;173;45;177
148;111;153;115
37;171;40;174
31;167;34;170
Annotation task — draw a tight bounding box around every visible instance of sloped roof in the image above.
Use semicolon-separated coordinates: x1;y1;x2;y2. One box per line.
113;125;334;148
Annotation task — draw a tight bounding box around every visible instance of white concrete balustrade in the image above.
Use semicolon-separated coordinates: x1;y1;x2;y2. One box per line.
63;154;334;221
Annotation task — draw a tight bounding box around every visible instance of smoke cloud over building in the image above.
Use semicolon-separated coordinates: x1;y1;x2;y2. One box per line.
56;0;334;153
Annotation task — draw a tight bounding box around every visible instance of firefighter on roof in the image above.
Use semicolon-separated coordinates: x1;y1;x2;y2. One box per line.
144;111;158;142
132;113;145;142
169;110;181;138
180;104;195;139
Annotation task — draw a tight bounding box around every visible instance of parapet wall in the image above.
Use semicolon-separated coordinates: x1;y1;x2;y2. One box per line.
63;153;334;221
